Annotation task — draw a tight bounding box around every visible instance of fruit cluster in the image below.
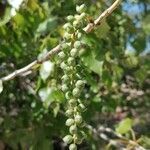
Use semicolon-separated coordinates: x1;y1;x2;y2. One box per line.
57;4;87;150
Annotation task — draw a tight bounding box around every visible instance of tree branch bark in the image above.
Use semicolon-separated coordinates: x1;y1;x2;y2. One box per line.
0;0;121;82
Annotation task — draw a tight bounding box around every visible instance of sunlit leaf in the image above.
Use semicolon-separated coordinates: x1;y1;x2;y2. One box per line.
116;118;133;134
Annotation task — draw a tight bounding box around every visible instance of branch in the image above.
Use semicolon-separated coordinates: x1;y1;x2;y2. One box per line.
0;0;121;82
86;125;146;150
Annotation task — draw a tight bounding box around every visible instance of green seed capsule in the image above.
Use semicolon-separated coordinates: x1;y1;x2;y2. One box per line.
67;15;74;22
63;135;73;144
66;118;74;126
65;109;74;117
58;51;66;59
63;23;72;30
69;99;77;107
70;48;78;57
77;32;82;39
79;48;86;56
75;80;85;88
67;57;75;66
60;62;67;70
62;43;69;49
73;20;80;28
80;12;86;19
69;125;77;134
61;84;68;92
65;91;72;100
78;103;86;112
61;74;69;83
74;41;81;49
64;32;72;40
75;115;82;124
72;88;80;97
64;66;73;75
76;4;86;14
63;23;74;34
69;143;77;150
74;134;83;144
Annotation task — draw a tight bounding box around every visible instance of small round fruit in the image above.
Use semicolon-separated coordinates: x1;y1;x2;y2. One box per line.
79;48;86;56
61;84;68;92
80;12;86;19
75;115;82;124
65;91;72;100
60;62;67;69
64;32;72;40
66;118;74;126
72;88;80;97
75;80;85;88
61;43;69;49
65;109;74;117
61;74;69;83
67;57;75;66
73;20;80;28
69;144;77;150
76;4;86;14
69;125;77;134
74;41;81;49
58;51;66;59
70;48;78;57
63;135;73;144
74;134;83;144
69;99;77;107
77;32;82;39
67;15;74;22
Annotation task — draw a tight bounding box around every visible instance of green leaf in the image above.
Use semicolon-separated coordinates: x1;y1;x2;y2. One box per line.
0;80;3;93
116;118;133;134
82;50;103;77
39;61;54;81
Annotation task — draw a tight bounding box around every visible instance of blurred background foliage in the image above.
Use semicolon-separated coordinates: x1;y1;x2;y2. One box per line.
0;0;150;149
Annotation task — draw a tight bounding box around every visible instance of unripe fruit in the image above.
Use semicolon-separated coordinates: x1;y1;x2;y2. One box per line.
64;32;72;40
61;84;68;92
67;15;74;22
78;103;86;112
77;32;82;39
58;51;66;59
79;48;86;56
72;88;80;97
70;48;78;57
64;66;73;75
69;99;77;107
74;41;81;49
75;80;85;88
74;134;83;144
73;20;80;28
63;23;74;34
63;23;72;30
80;12;86;19
65;91;72;100
69;144;77;150
60;62;67;69
62;43;69;49
62;74;69;83
76;4;86;14
66;118;74;126
67;57;75;66
63;135;73;144
65;109;74;117
75;115;82;124
69;125;77;134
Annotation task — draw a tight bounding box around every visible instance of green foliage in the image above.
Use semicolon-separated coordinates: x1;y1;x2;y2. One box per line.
0;0;150;149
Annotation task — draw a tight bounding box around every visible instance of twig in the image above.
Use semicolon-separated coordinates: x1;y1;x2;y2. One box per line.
0;0;121;82
86;124;146;150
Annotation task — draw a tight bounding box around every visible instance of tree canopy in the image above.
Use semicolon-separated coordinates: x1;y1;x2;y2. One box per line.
0;0;150;149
